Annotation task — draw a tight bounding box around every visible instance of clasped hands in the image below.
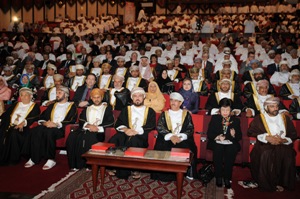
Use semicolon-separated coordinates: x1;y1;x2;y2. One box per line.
170;135;182;145
215;129;235;141
85;124;99;132
266;135;287;145
123;128;138;137
42;120;58;128
14;121;25;132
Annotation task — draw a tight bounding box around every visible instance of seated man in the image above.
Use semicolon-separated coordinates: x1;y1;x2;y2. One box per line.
125;65;148;92
73;73;97;108
242;60;266;84
187;58;211;84
64;64;86;92
41;74;64;106
190;67;209;96
24;86;77;170
0;88;40;165
205;79;243;115
270;61;290;86
243;67;275;99
39;63;57;90
108;87;156;179
166;60;182;83
214;60;238;82
244;80;287;117
151;92;197;181
103;75;131;111
279;69;300;100
210;68;241;95
66;88;114;169
2;66;18;87
248;97;297;192
97;63;113;89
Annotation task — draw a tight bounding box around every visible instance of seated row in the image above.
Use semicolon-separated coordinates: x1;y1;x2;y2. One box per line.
1;66;300;120
0;87;297;192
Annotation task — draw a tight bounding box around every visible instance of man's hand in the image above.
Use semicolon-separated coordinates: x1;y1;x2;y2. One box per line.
85;124;99;132
266;135;281;145
124;128;138;137
246;109;253;118
43;120;58;128
15;121;25;132
170;135;181;145
79;101;89;107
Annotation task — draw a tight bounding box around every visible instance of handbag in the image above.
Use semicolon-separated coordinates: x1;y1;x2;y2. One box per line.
198;164;214;186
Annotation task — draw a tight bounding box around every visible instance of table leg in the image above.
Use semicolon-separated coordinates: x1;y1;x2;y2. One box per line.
92;164;98;192
100;166;106;186
176;172;184;199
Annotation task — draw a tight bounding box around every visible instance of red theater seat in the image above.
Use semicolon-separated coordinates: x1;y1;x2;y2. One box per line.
162;94;170;111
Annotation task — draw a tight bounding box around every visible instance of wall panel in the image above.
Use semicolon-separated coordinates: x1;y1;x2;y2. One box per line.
34;6;44;22
23;7;32;24
88;1;97;18
67;3;76;20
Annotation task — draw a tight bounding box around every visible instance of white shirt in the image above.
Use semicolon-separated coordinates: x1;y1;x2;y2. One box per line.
116;105;146;135
164;109;188;141
98;74;111;89
44;75;54;89
90;68;102;77
270;72;290;86
257;112;292;145
83;103;107;133
11;102;34;126
126;77;139;91
71;76;85;91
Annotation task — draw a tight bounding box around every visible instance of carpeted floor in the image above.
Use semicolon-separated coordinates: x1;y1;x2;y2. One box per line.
39;170;217;199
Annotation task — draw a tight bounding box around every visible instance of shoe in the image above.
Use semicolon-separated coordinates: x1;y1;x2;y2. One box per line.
108;170;116;176
216;177;223;187
186;175;194;180
24;159;35;168
42;159;56;170
276;185;284;192
132;171;141;179
224;178;231;189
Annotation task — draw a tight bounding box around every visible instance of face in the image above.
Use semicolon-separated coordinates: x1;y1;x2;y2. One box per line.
170;99;182;111
26;67;34;74
131;53;138;60
194;61;201;68
258;86;268;96
224;55;230;60
54;79;63;86
220;106;231;118
113;78;123;89
174;58;180;65
222;72;231;79
149;83;157;93
248;53;255;60
91;94;103;106
4;70;12;76
22;76;29;84
266;104;279;116
280;64;289;73
274;54;282;63
132;93;144;106
161;70;168;79
223;64;231;69
183;80;192;91
20;91;32;104
76;69;84;76
86;75;96;88
130;70;139;78
253;73;263;81
47;68;55;76
291;74;300;83
56;89;66;102
141;58;148;67
102;65;110;74
93;61;100;68
220;82;231;92
117;60;125;67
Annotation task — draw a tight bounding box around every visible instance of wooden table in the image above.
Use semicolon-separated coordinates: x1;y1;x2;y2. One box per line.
82;150;192;199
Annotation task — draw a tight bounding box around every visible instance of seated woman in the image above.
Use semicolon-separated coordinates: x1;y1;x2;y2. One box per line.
206;98;242;188
12;74;37;103
0;87;40;165
156;69;174;94
144;81;166;113
66;88;114;169
179;78;199;114
151;92;198;181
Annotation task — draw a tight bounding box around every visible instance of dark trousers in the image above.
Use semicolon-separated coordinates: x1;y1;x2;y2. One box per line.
213;143;238;180
29;125;64;163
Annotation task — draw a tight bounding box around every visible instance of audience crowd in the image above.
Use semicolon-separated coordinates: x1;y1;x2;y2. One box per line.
0;5;299;192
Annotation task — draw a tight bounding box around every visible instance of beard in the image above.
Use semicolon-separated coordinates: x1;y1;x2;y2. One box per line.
133;100;143;107
266;109;279;116
56;95;65;102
